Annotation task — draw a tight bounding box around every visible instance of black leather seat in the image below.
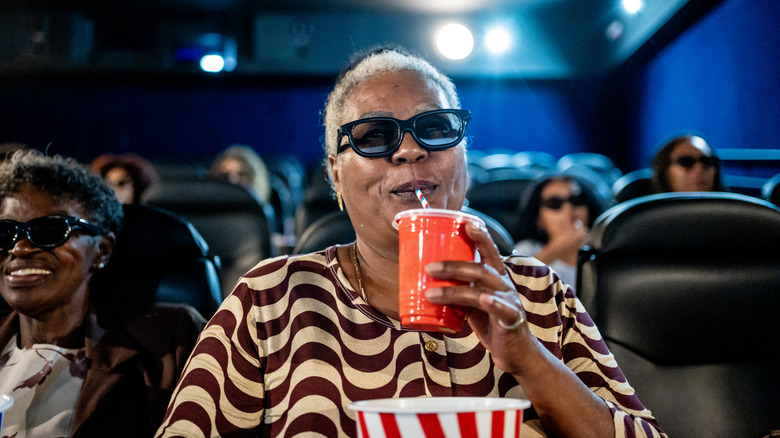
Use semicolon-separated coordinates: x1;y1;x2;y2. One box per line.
293;208;516;257
146;179;273;298
762;172;780;207
577;192;780;438
611;167;654;204
94;204;221;319
556;152;623;186
294;166;340;238
293;211;355;254
511;151;557;173
477;153;549;181
267;156;307;244
465;178;536;241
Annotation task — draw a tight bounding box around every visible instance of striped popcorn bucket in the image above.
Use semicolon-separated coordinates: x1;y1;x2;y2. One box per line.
349;397;531;438
0;394;13;429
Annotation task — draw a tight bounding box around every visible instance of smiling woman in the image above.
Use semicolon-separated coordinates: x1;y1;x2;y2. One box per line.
0;149;205;437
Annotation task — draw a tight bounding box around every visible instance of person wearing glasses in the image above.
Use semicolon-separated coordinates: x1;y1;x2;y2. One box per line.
156;47;665;437
651;134;725;193
513;173;607;288
0;149;205;437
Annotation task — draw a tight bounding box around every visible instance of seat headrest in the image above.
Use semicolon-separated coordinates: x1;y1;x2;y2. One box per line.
91;204;215;314
147;180;264;212
589;192;780;253
116;203;209;261
611;168;653;203
293;211;354;254
583;192;780;366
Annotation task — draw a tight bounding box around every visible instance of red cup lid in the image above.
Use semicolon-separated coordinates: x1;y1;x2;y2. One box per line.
393;208;485;230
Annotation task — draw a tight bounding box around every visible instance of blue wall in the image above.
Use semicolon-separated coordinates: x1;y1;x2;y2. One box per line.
625;0;780;171
457;78;612;159
0;77;332;167
0;75;610;172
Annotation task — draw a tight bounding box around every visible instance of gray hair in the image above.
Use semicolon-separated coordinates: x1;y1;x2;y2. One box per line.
0;149;123;234
322;48;462;159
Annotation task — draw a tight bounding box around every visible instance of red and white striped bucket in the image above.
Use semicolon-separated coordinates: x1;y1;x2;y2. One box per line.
349;397;531;438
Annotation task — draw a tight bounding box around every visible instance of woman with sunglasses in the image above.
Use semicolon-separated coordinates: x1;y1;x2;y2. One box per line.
0;149;205;437
157;47;665;437
514;174;607;288
652;134;726;193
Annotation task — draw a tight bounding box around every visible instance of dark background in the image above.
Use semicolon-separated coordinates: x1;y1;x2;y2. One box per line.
0;0;777;180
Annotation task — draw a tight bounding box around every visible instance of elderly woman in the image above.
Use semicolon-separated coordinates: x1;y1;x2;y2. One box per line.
156;48;665;437
651;134;725;193
0;150;205;437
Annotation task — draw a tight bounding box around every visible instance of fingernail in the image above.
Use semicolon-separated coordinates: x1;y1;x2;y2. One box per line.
425;288;443;300
425;262;444;273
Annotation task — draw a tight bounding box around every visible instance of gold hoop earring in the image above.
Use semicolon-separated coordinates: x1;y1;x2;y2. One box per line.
337;192;344;211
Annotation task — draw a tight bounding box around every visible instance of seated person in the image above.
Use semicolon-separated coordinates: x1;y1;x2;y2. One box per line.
156;47;665;437
514;174;606;288
91;153;160;204
651;134;725;193
209;145;272;205
0;149;205;437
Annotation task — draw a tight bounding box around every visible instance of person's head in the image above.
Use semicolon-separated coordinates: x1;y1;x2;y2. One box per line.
91;153;160;204
0;149;123;317
324;47;470;246
652;134;724;193
517;174;605;243
209;145;271;203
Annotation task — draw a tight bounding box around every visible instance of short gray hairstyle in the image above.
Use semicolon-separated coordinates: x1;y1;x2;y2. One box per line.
322;47;461;159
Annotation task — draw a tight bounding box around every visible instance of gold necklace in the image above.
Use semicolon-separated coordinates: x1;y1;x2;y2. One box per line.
351;243;368;304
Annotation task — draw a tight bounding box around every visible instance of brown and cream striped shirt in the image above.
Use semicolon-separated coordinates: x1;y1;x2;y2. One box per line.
156;246;665;437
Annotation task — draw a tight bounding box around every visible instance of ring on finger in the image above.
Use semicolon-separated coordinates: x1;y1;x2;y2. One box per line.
498;310;525;330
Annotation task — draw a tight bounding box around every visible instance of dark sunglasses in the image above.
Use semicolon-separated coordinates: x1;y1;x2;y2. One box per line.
0;215;101;251
337;109;472;158
540;195;587;210
673;155;718;169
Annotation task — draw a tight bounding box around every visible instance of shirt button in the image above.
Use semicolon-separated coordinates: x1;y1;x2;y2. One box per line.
424;340;438;352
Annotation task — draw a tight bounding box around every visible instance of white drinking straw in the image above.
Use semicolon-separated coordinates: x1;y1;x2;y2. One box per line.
415;189;431;209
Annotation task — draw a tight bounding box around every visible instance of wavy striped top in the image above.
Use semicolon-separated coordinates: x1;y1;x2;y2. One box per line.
156;246;665;437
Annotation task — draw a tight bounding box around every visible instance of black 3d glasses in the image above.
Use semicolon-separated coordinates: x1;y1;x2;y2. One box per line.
673;155;718;169
0;215;100;251
337;109;471;158
540;195;587;210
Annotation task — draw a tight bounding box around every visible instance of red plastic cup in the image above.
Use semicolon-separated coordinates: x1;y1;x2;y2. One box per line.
394;208;484;333
349;397;531;438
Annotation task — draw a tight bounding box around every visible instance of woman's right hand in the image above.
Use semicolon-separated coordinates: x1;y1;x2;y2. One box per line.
538;219;589;265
